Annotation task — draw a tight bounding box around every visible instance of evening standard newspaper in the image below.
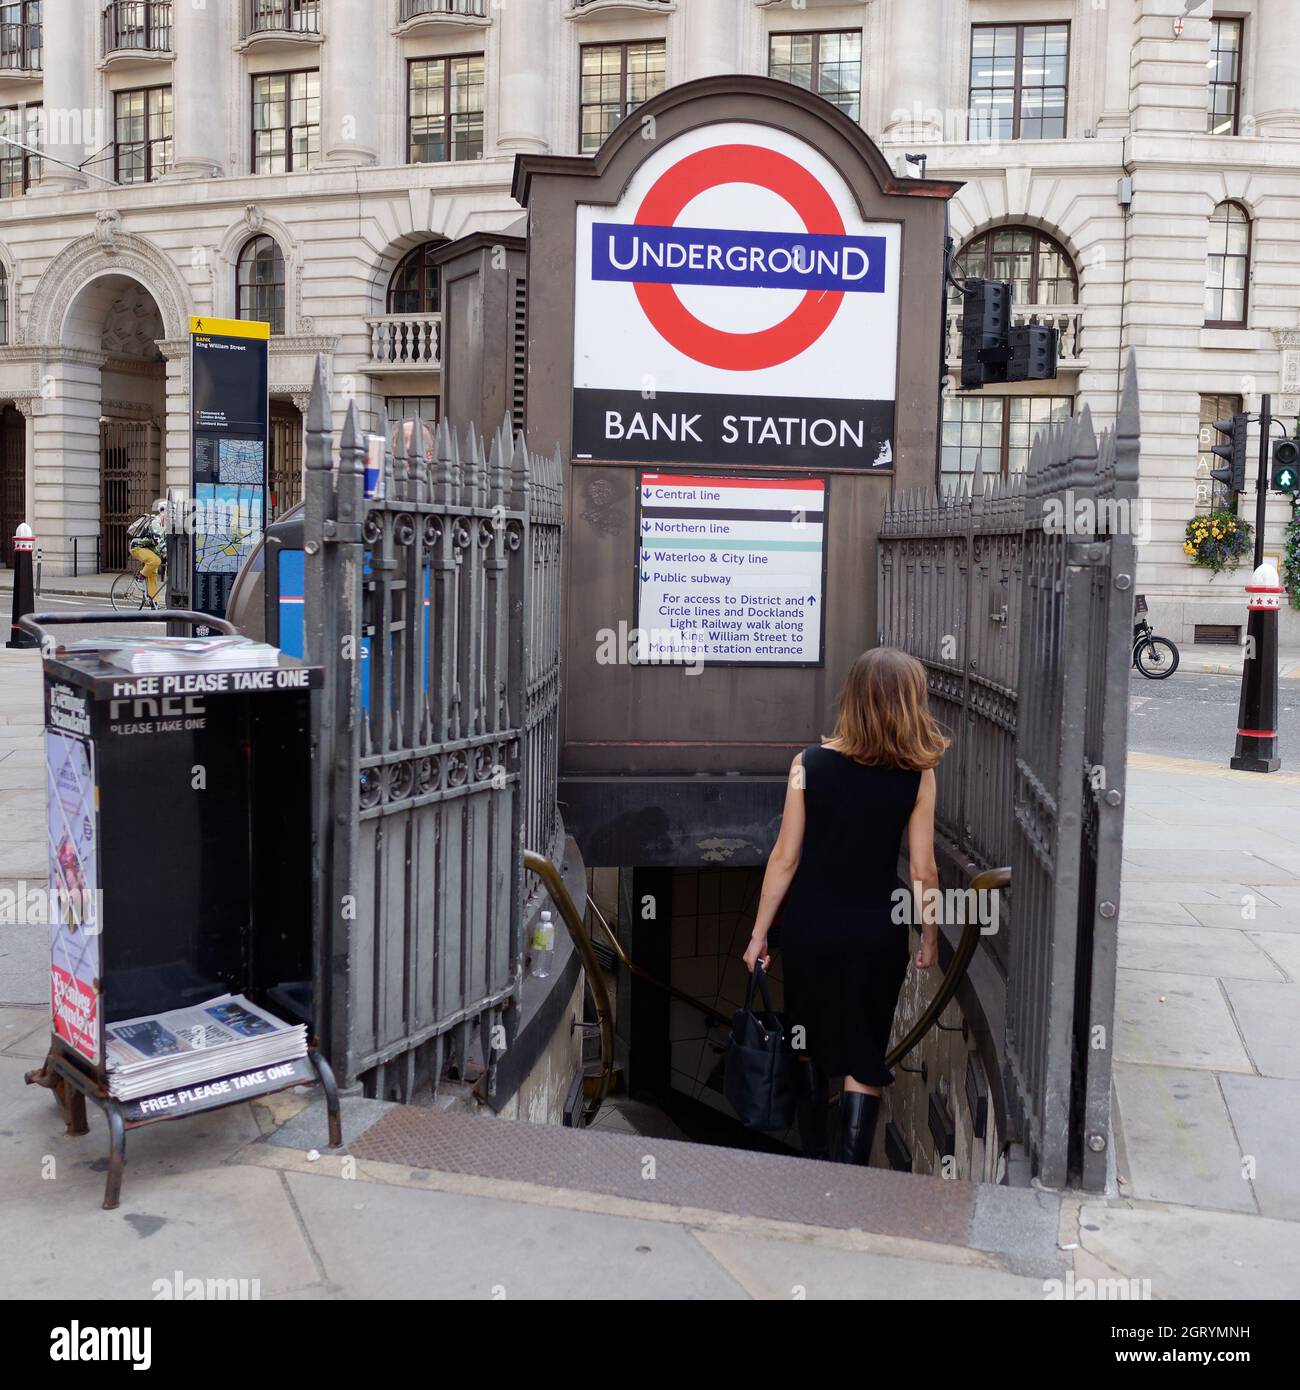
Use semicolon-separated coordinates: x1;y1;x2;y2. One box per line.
105;993;306;1100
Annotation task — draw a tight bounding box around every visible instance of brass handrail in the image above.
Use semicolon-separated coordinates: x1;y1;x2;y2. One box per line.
523;851;1008;1126
584;891;732;1030
523;851;616;1124
884;865;1010;1068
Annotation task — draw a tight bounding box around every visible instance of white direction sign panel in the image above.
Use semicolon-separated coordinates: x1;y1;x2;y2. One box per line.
636;472;825;666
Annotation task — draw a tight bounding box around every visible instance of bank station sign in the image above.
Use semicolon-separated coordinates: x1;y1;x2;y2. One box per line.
573;122;901;470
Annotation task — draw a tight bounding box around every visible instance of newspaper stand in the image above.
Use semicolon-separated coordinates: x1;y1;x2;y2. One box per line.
21;609;341;1210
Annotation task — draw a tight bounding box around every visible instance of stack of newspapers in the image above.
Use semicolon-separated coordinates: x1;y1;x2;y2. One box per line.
104;993;307;1100
65;635;281;674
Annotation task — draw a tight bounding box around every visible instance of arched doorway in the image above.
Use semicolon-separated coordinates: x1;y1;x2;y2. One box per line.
58;273;166;571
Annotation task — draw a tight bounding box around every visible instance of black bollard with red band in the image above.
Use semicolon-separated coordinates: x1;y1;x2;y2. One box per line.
1231;561;1282;773
5;522;36;650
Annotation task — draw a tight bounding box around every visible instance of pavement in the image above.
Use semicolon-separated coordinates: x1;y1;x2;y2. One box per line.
1;645;1298;1299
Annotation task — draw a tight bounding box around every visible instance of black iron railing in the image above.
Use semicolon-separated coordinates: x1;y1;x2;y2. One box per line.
246;0;320;37
103;0;172;54
400;0;488;19
0;20;40;71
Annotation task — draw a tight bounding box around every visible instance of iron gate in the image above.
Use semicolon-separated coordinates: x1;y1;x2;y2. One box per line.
100;418;157;571
1;405;24;566
302;361;564;1100
878;357;1139;1191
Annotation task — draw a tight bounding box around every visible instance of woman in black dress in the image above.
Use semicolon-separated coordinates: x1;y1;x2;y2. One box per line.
742;647;948;1165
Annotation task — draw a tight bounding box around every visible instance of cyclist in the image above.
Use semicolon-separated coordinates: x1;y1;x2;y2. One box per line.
128;498;167;605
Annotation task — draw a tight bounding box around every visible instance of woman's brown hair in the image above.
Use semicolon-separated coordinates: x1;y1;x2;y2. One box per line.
826;647;950;771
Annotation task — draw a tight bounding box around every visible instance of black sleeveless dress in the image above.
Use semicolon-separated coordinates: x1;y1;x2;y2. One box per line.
777;745;921;1087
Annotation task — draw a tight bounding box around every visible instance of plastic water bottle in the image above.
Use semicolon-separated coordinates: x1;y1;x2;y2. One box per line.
530;910;555;979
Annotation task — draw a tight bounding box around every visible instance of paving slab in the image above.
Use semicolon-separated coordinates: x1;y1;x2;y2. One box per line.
1116;923;1282;981
1221;979;1300;1080
0;918;50;1006
0;1003;48;1059
1218;1075;1300;1222
689;1228;1049;1300
1122;850;1300;885
1186;902;1300;933
1244;931;1300;982
1114;969;1254;1073
1077;1201;1300;1300
1112;1063;1255;1214
285;1167;752;1300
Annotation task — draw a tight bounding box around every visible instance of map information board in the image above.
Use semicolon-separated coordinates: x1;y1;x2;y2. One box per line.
635;472;826;667
189;317;270;623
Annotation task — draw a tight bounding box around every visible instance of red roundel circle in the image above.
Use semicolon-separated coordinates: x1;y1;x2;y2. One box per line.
632;143;847;372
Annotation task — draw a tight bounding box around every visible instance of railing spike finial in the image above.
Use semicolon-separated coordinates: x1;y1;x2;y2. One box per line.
305;352;331;452
1115;351;1140;486
339;397;364;476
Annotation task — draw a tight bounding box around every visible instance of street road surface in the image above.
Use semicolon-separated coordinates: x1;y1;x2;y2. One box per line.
1129;668;1299;763
19;592;164;645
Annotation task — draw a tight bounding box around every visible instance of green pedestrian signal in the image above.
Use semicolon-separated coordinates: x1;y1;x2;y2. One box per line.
1272;437;1300;494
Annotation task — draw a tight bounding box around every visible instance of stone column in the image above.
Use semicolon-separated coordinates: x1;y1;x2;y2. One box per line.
160;340;192;498
320;4;381;165
33;357;103;576
1251;5;1300;135
1129;0;1210;136
1096;0;1136;131
683;0;739;81
166;0;227;178
498;0;551;152
38;2;92;191
882;0;947;142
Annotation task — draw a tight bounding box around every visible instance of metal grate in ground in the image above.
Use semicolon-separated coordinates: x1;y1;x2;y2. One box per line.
343;1104;977;1244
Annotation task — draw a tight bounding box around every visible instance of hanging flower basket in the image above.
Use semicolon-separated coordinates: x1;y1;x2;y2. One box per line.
1283;508;1300;610
1183;510;1252;577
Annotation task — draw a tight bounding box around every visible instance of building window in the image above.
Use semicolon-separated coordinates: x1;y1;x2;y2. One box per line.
114;85;171;184
941;394;1073;493
1208;19;1242;135
0;101;40;196
1199;393;1243;511
386;396;440;428
0;1;42;72
768;30;862;122
950;228;1078;307
387;242;444;316
579;40;666;154
408;56;484;164
1205;201;1249;327
236;234;286;335
252;69;319;174
969;23;1069;141
0;263;7;344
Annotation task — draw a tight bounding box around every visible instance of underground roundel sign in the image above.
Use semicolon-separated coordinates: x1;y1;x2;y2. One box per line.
573;122;901;470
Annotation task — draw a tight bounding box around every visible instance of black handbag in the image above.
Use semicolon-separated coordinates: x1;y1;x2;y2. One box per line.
724;964;796;1130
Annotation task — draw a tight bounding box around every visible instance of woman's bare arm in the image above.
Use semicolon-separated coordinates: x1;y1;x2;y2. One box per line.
907;768;941;969
743;753;806;973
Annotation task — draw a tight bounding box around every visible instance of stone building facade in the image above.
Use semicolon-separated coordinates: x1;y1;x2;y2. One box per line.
0;0;1296;645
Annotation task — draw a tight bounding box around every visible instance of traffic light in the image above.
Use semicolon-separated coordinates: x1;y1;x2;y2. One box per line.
959;279;1010;389
1272;436;1300;494
1209;413;1249;494
959;280;1060;387
1008;324;1058;382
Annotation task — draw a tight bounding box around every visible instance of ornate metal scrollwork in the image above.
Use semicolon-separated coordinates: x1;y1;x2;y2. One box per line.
359;765;382;810
362;511;384;546
395;512;417;547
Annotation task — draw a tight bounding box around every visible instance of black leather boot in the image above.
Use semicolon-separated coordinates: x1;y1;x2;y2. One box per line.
795;1057;830;1160
835;1091;880;1166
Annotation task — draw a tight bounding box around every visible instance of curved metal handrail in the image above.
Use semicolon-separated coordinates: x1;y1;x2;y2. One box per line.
523;850;616;1124
523;851;1009;1125
884;865;1010;1068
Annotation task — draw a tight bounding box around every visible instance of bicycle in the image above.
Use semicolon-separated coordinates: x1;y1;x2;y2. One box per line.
1132;594;1179;679
110;556;167;614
